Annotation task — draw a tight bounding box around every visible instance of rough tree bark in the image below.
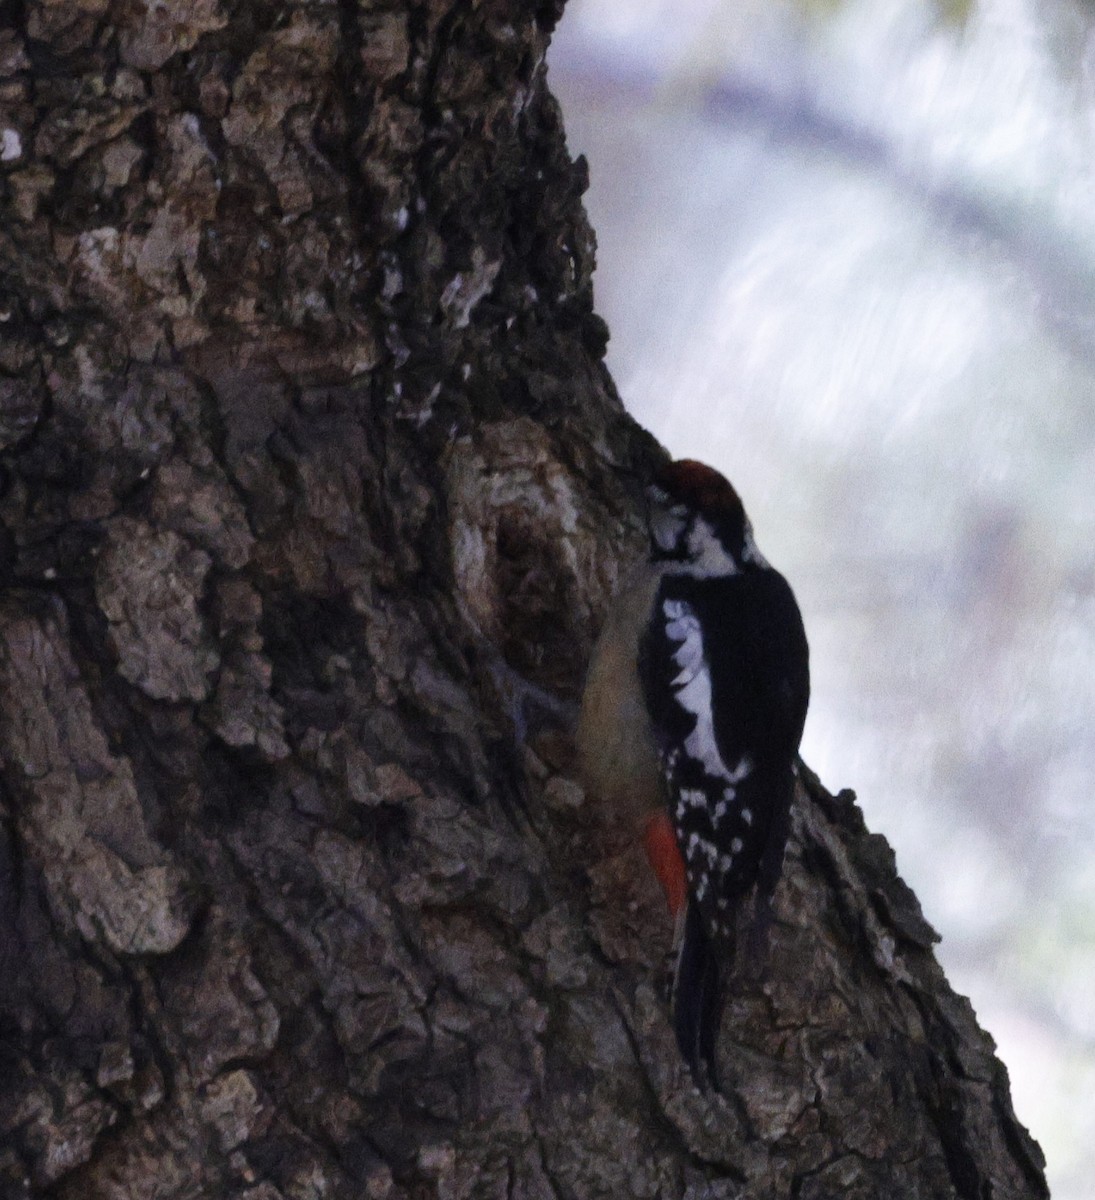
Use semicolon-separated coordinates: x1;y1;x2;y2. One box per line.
0;3;1049;1198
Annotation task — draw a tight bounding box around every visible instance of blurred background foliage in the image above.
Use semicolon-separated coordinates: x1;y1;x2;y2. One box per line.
549;1;1095;1195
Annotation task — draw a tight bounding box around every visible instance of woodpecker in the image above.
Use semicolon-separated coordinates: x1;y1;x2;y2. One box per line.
578;459;810;1086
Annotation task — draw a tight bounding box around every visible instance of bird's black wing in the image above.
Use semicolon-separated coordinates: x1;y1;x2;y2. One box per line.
639;570;810;1085
640;571;809;927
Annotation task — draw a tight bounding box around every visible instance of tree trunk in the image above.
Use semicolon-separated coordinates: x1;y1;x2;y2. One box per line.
0;3;1047;1198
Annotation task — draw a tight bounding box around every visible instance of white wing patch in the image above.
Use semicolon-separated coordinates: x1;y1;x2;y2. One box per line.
662;597;749;790
657;593;769;925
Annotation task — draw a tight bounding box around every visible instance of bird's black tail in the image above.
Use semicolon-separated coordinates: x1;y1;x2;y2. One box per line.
671;901;724;1089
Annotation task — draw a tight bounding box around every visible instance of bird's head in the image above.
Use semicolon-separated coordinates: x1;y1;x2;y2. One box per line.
647;459;763;574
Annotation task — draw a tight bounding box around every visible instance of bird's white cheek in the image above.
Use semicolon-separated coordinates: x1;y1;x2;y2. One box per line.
687;517;739;577
651;510;688;553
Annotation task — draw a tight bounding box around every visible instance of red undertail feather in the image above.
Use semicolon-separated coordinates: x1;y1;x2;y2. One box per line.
643;810;688;918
